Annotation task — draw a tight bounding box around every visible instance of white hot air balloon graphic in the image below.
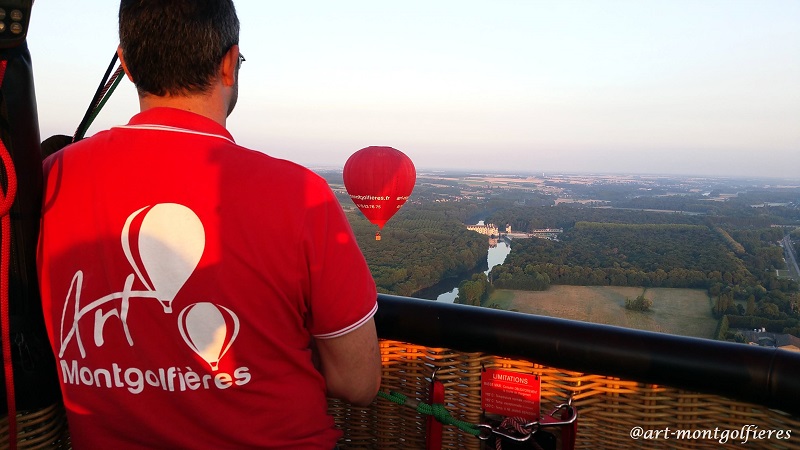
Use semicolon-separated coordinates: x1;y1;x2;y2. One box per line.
178;302;240;371
122;203;205;313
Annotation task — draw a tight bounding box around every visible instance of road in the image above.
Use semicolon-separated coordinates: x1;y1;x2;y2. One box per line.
782;234;800;280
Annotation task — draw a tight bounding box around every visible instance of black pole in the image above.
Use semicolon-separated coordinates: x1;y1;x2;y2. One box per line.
375;294;800;416
0;42;60;414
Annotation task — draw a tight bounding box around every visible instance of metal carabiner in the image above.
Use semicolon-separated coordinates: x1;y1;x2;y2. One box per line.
539;401;578;428
476;396;577;442
476;419;538;442
476;424;494;441
493;423;538;442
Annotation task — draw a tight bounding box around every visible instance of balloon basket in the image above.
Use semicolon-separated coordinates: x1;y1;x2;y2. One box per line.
375;231;381;241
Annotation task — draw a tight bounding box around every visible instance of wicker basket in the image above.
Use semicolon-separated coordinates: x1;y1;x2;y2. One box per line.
2;340;798;449
0;403;70;449
330;340;800;450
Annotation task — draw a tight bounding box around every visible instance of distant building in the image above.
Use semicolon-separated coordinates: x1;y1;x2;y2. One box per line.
530;228;563;241
531;228;563;234
467;223;499;236
751;202;791;208
776;335;800;352
741;330;800;353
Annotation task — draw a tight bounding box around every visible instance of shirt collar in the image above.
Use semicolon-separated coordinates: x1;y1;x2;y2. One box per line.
126;107;235;143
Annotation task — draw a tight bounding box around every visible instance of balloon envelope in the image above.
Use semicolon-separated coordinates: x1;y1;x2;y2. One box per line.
343;146;416;229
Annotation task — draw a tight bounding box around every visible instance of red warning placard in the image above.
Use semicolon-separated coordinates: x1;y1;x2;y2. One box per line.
481;369;541;421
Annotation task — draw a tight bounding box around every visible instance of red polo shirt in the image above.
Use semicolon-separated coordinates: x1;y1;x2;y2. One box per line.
38;107;377;449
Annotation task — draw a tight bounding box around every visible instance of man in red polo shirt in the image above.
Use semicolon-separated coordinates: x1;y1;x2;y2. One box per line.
37;1;381;448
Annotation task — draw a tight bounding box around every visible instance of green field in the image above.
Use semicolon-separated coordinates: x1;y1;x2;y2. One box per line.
489;286;717;339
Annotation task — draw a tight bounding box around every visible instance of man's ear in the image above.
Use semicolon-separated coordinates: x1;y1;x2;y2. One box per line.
220;44;239;87
116;46;135;83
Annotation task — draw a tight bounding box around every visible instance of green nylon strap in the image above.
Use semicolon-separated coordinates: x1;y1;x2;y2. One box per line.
377;391;482;437
78;68;125;140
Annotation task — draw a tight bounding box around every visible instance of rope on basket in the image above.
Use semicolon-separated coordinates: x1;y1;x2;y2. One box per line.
0;58;19;450
377;390;482;437
492;417;543;450
378;390;578;449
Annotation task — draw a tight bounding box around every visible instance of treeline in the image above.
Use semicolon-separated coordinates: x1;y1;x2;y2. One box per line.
488;204;706;237
348;203;488;296
492;263;721;290
488;200;798;234
492;264;551;291
490;222;750;289
728;228;786;277
707;226;799;329
455;273;492;306
613;196;719;214
487;215;799;335
716;315;800;341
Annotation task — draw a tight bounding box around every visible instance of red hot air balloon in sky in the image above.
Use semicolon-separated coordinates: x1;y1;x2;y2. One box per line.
343;146;416;240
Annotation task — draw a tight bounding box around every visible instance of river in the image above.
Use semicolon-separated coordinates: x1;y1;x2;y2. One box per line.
414;239;511;303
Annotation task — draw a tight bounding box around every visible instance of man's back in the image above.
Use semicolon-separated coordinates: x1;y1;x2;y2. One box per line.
38;107;378;448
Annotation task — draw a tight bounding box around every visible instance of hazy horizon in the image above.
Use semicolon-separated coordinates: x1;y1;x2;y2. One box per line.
315;164;800;184
27;1;800;180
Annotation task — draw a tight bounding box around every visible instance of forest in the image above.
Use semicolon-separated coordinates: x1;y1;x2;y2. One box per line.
483;205;799;338
347;203;487;296
329;170;800;339
490;221;750;289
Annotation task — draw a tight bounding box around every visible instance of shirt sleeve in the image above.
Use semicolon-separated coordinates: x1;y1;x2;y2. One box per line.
302;175;377;339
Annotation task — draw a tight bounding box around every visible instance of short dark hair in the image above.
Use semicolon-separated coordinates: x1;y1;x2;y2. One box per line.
119;0;240;97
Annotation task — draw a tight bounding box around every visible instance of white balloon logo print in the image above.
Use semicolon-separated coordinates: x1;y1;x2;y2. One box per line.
178;302;240;371
122;203;205;313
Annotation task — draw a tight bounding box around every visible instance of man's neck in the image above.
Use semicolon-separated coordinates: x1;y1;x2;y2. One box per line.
138;91;228;127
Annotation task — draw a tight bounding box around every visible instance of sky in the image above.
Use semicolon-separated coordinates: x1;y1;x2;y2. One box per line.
26;1;800;180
